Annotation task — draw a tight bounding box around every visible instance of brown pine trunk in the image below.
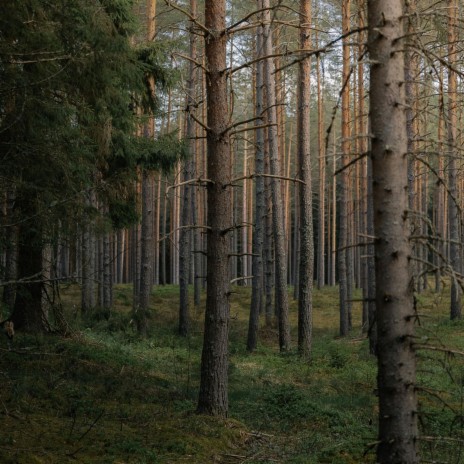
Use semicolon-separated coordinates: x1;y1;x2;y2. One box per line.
448;0;461;319
262;0;290;351
296;0;313;359
178;0;198;337
197;0;232;417
316;34;326;290
137;169;153;335
339;0;351;337
247;15;265;351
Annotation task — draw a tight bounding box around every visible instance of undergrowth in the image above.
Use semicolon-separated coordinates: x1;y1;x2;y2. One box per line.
0;283;463;462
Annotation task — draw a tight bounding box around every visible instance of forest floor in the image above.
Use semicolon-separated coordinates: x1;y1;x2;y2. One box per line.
0;283;464;463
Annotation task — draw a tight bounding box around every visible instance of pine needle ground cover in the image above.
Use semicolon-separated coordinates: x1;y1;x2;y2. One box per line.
0;284;462;463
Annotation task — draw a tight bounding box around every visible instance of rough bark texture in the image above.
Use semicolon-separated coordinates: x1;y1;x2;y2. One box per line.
338;0;351;337
316;43;325;290
368;0;419;460
366;155;377;354
296;0;313;359
447;0;461;320
136;169;153;336
178;0;197;337
197;0;231;417
135;0;156;335
262;0;290;352
247;11;265;352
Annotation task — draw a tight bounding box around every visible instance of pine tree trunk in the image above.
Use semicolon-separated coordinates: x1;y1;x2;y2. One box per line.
197;0;231;417
137;169;153;336
262;0;290;351
368;0;419;458
81;191;96;313
11;197;45;332
102;229;112;311
448;0;461;320
339;0;351;337
2;189;17;311
316;37;326;290
296;0;313;359
247;14;265;352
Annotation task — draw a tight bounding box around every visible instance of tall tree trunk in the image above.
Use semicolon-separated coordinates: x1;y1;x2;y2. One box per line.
448;0;461;320
368;0;419;459
11;197;45;332
178;0;197;337
81;190;96;313
316;35;326;290
102;228;112;311
197;0;232;417
135;0;156;335
366;153;377;354
137;169;153;336
296;0;313;359
2;189;17;312
339;0;351;337
247;14;265;352
262;0;290;351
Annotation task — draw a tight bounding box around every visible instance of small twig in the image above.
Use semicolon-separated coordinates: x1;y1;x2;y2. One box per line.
413;344;464;357
166;177;213;193
230;276;253;284
77;409;105;442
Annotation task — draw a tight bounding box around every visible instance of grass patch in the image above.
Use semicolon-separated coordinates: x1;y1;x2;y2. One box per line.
0;282;463;462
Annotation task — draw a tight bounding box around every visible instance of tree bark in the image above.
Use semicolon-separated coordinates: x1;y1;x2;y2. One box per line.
137;169;153;336
368;0;419;459
247;13;265;352
11;197;45;332
262;0;290;351
197;0;232;417
296;0;314;359
448;0;461;320
81;190;96;313
316;34;326;290
339;0;351;337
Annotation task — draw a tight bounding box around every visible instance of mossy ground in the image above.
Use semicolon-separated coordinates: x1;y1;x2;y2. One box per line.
0;281;463;463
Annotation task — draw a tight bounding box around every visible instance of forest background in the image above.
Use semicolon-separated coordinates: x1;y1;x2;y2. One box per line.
1;0;464;462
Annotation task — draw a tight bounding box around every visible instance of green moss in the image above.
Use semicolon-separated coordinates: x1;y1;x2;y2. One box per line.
1;282;463;463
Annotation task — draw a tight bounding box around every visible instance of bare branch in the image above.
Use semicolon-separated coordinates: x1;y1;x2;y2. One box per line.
163;0;209;35
166;177;213;193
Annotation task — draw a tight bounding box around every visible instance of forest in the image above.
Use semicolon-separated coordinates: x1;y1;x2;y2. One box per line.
1;0;464;462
